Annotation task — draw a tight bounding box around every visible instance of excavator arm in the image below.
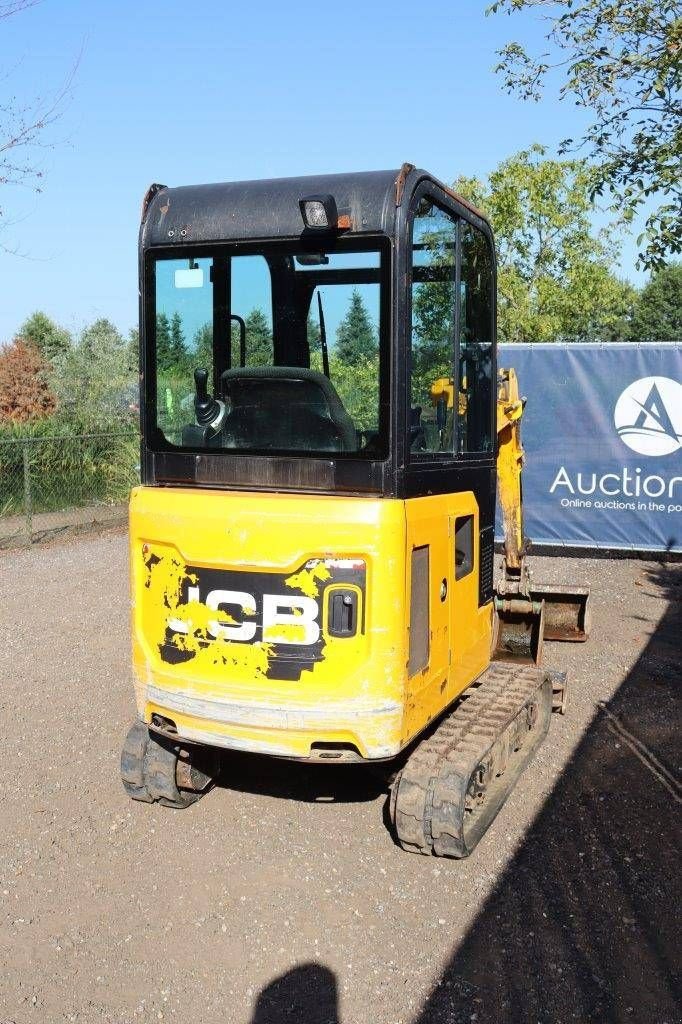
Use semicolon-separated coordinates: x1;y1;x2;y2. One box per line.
496;367;526;578
429;366;590;664
494;367;591;663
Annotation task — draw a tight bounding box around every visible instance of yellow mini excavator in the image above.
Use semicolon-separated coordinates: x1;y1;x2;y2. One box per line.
122;165;590;857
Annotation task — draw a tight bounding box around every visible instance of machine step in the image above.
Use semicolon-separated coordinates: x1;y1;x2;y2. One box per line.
389;662;556;858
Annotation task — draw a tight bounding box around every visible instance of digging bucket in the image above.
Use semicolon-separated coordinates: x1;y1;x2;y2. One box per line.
493;586;590;665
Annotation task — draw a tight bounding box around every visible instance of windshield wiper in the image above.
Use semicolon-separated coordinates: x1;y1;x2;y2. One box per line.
317;290;330;379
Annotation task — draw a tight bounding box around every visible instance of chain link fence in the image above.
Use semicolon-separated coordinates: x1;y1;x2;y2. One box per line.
0;432;139;546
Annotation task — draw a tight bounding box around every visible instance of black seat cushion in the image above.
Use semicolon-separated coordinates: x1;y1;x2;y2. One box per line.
219;367;357;453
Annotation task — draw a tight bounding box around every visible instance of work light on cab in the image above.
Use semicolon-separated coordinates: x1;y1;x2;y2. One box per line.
299;194;338;231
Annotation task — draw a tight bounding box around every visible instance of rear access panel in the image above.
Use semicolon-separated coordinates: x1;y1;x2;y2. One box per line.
129;485;409;760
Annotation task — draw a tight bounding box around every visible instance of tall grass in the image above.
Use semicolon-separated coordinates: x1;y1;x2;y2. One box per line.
0;422;139;517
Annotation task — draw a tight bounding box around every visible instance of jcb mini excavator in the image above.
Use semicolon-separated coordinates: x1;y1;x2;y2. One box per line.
122;165;590;857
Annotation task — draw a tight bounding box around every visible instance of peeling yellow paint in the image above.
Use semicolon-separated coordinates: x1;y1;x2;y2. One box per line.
174;633;273;675
171;597;238;634
262;621;307;644
285;562;331;598
143;548;273;677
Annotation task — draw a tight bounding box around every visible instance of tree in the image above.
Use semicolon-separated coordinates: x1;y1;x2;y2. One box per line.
631;262;682;340
51;318;135;427
335;290;378;365
192;322;213;371
1;1;78;247
18;310;71;362
327;354;380;433
190;312;272;373
489;0;682;269
243;308;272;366
170;312;187;367
0;338;56;422
453;147;636;342
307;311;321;351
412;216;458;388
155;313;173;372
126;326;140;375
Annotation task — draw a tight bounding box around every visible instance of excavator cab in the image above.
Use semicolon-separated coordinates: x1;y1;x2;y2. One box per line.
123;166;589;856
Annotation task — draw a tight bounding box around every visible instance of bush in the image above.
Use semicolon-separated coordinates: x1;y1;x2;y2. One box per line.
0;420;139;516
0;339;57;423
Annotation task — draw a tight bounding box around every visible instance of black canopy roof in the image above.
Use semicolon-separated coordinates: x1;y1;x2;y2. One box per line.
139;165;489;249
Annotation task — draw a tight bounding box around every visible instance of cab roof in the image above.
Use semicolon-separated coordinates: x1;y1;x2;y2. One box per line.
140;165;489;249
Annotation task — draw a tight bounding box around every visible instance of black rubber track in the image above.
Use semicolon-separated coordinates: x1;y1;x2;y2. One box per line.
389;662;554;858
120;721;210;809
120;719;154;803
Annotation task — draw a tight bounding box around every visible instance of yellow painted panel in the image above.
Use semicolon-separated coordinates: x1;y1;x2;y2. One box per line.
129;486;408;759
128;484;493;760
402;492;493;745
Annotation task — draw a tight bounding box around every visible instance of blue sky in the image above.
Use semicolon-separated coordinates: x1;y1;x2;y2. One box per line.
0;0;647;345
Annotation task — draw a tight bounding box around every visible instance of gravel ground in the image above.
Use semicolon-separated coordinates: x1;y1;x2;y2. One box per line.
0;530;679;1024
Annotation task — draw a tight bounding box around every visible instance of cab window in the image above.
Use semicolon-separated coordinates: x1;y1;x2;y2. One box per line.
459;223;494;454
410;197;457;454
150;245;386;457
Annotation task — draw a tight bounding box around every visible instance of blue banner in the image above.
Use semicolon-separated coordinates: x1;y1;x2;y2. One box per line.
497;343;682;552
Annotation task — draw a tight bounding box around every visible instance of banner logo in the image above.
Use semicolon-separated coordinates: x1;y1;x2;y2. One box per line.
614;376;682;456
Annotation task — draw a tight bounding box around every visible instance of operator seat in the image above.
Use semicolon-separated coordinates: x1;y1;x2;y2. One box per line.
219;366;357;453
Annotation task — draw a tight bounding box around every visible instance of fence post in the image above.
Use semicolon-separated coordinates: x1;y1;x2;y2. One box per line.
22;439;33;545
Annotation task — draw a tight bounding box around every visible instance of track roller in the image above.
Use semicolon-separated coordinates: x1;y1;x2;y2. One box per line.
389;662;558;858
120;720;219;809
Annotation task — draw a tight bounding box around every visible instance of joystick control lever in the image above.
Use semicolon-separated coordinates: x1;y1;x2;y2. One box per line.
192;368;226;437
194;368;220;426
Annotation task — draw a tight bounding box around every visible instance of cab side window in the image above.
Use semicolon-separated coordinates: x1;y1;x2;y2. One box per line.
410;197;457;454
459;224;494;454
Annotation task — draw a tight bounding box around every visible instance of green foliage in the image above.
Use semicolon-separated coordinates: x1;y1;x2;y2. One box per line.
126;327;139;375
310;346;379;434
244;308;272;366
328;354;380;433
411;219;456;397
307;312;321;348
170;312;187;366
19;311;71;362
489;0;682;269
335;290;378;365
193;322;213;371
50;317;137;428
156;313;174;373
631;262;682;341
0;423;138;517
0;315;137;520
454;147;637;342
183;310;273;377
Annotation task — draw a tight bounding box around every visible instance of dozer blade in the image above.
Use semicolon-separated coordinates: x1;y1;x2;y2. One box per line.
493;585;591;664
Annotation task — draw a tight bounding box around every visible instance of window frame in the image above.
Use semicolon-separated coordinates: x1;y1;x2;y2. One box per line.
406;183;496;466
407;187;459;462
458;219;496;458
143;235;392;461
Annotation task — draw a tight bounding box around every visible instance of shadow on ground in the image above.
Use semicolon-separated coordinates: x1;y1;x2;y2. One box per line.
250;964;339;1024
215;750;388;804
247;564;681;1024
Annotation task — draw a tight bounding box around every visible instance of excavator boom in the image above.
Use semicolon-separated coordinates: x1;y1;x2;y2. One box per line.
494;368;591;663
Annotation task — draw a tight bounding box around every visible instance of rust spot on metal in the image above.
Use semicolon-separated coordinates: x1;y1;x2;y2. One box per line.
140;182;168;223
395;162;415;206
441;184;490;227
